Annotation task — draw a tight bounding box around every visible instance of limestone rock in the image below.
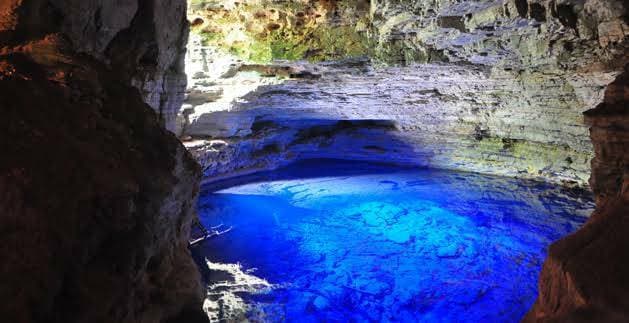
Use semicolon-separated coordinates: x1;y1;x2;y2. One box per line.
188;0;371;63
182;0;627;187
182;57;612;185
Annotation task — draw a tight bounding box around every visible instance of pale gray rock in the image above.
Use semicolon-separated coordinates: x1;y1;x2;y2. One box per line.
182;0;627;187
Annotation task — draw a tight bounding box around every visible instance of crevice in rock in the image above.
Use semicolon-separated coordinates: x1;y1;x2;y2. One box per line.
555;4;578;30
529;3;546;22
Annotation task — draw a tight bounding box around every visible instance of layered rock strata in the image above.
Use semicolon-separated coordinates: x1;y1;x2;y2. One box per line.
182;0;628;186
0;1;205;322
183;57;614;184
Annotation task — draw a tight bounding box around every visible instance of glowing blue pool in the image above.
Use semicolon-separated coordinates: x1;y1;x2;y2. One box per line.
195;159;593;322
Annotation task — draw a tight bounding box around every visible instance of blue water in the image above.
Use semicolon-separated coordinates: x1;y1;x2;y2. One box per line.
195;159;593;322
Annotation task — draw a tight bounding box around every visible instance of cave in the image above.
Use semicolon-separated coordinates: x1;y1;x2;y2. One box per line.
1;0;628;322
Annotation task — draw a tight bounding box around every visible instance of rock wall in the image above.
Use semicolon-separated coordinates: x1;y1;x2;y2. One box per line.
183;58;609;185
43;0;190;132
525;65;629;322
182;0;627;186
0;1;205;322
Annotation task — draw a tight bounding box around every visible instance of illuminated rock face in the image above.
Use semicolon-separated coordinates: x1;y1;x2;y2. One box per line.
183;58;611;184
187;0;372;62
0;1;205;322
182;0;628;186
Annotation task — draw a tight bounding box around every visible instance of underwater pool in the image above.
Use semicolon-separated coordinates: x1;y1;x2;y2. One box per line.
194;159;594;322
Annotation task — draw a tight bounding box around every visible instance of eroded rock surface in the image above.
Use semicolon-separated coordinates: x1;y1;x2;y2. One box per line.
184;57;613;184
182;0;628;186
188;0;371;62
0;1;205;322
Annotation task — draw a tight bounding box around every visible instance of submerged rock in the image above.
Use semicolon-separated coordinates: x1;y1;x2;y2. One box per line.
196;160;595;321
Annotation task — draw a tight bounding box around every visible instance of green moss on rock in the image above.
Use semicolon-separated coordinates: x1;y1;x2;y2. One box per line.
189;0;371;63
451;136;592;183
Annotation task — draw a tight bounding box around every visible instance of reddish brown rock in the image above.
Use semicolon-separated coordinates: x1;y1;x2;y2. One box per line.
525;66;629;322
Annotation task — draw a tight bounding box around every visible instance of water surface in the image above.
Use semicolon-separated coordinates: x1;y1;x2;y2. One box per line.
195;159;593;322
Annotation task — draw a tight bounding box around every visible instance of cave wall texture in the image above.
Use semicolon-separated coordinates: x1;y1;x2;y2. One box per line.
0;1;206;322
525;65;629;322
47;0;189;132
183;0;627;187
